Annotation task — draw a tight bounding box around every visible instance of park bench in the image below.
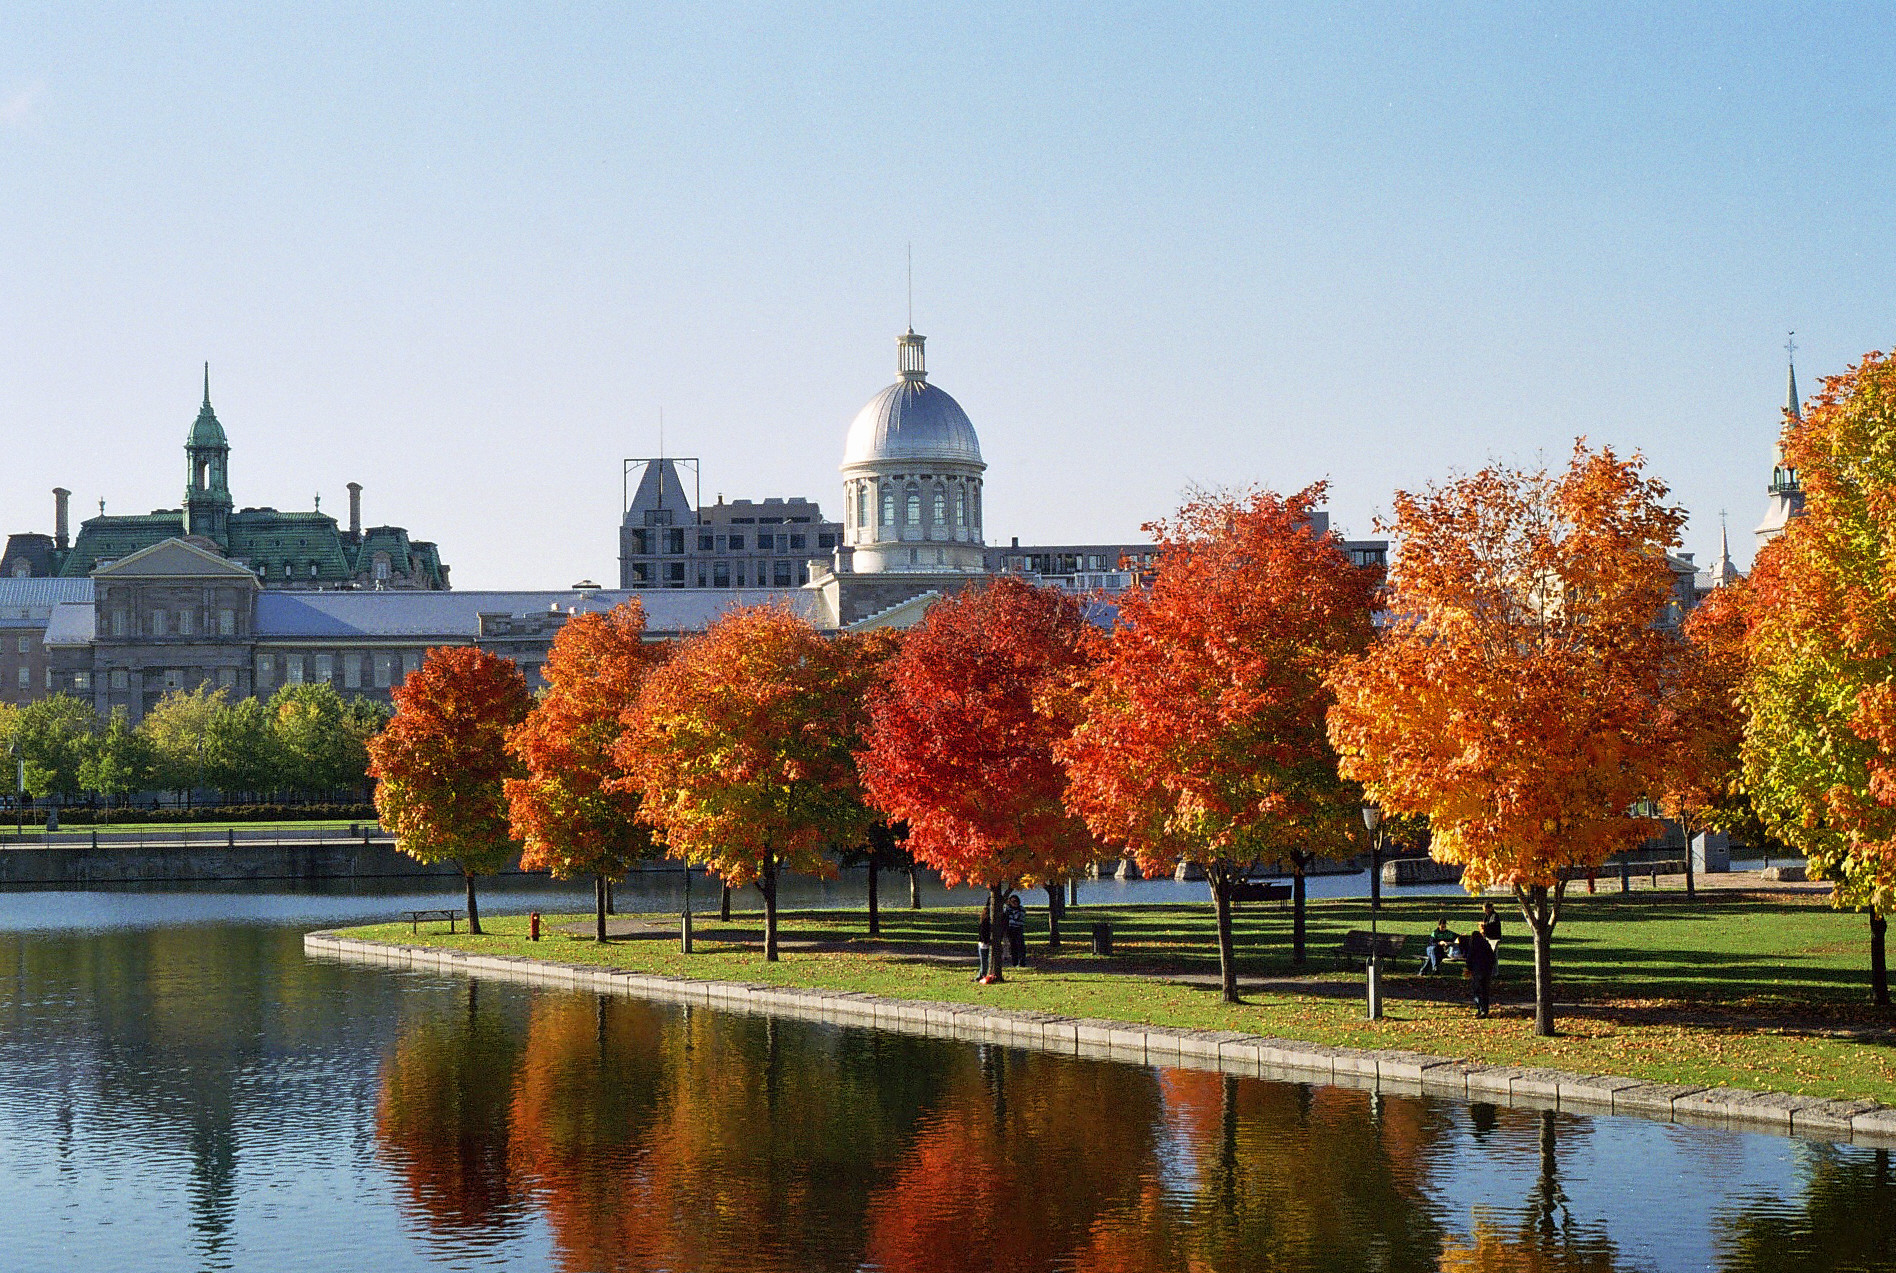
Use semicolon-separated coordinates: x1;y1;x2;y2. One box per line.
1229;879;1292;903
1338;930;1405;969
403;908;465;934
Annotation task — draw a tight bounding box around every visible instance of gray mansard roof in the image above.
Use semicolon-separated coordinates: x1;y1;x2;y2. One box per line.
256;588;823;641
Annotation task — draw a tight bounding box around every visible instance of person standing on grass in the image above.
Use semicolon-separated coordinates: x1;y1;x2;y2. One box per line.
1464;926;1496;1018
1005;893;1027;968
977;907;994;980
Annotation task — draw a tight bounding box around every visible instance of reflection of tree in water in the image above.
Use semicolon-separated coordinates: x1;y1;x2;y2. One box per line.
1715;1145;1896;1272
1066;1071;1454;1272
862;1043;1167;1273
1439;1112;1621;1273
375;981;530;1237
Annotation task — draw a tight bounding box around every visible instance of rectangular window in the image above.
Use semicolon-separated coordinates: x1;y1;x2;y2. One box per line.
149;610;167;637
773;561;792;587
162;670;183;692
666;562;686;583
699;534;714;551
630;563;650;585
373;655;394;689
628;529;649;555
857;488;868;526
110;610;127;637
286;655;305;685
256;654;273;688
73;671;91;691
219;609;235;636
314;654;333;682
343;653;363;689
664;529;686;554
727;534;744;551
43;668;52;690
14;636;26;654
713;562;730;588
217;668;236;690
789;534;805;550
178;609;194;636
15;667;27;688
110;670;128;691
402;652;420;679
818;533;835;550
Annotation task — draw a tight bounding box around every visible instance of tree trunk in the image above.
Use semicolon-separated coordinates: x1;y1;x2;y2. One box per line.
867;854;880;936
1045;883;1062;950
986;884;1007;984
1068;874;1080;908
759;855;780;962
1515;882;1562;1036
1872;907;1890;1008
908;865;922;909
1212;870;1239;1004
464;871;482;936
1291;853;1309;966
721;882;732;922
1682;815;1696;901
595;874;608;943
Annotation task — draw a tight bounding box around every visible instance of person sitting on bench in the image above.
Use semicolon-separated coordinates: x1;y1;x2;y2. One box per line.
1417;917;1456;974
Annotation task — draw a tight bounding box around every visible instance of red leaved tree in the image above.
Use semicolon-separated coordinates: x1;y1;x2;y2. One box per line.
1061;485;1380;1002
859;576;1098;984
506;601;664;943
369;646;533;934
617;606;879;960
1327;443;1689;1035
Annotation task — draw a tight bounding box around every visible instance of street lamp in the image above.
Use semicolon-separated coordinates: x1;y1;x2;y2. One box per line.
1361;802;1384;1020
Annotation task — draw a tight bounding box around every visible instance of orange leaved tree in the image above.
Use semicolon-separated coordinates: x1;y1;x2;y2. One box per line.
506;601;664;943
859;576;1098;985
1061;485;1380;1003
618;606;879;961
1327;443;1688;1035
1659;577;1752;902
369;646;533;935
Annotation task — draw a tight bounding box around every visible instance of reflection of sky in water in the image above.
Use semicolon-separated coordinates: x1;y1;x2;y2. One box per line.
0;887;1885;1271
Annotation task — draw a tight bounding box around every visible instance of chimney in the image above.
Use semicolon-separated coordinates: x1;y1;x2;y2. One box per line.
53;488;70;550
347;482;362;537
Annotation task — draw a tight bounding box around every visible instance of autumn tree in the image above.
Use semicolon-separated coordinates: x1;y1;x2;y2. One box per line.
506;601;663;943
1742;348;1896;1006
1327;443;1689;1035
1659;576;1752;901
619;606;878;961
1061;486;1380;1002
860;577;1098;984
369;646;532;934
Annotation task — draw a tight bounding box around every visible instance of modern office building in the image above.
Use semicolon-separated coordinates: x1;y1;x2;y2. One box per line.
617;458;842;590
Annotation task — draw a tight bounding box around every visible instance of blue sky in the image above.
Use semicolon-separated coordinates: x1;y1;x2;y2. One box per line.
2;4;1889;586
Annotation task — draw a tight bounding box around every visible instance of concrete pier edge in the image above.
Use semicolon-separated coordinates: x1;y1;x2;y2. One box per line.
304;930;1896;1150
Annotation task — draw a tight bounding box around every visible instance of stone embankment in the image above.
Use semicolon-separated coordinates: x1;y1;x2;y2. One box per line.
306;930;1896;1151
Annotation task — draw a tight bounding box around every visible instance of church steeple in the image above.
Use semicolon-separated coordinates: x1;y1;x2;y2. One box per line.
184;363;233;547
1756;337;1807;549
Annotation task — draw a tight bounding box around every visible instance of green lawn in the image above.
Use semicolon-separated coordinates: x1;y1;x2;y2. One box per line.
336;888;1896;1105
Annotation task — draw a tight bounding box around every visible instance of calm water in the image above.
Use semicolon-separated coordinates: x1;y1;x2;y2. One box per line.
0;882;1890;1272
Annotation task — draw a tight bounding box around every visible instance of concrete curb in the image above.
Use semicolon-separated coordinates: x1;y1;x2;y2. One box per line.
303;930;1896;1150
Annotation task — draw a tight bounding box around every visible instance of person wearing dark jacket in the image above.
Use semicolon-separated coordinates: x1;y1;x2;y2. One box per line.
1004;893;1028;968
1463;927;1496;1018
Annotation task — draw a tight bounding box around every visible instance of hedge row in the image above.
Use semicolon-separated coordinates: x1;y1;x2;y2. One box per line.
28;803;380;826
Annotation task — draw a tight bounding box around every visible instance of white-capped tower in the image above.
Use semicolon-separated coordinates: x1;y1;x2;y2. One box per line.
1755;343;1807;548
839;330;987;573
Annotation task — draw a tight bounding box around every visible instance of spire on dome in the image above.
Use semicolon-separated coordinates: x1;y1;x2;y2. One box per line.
898;330;927;382
203;361;211;409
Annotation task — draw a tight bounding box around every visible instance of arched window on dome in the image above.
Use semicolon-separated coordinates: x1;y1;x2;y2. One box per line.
856;485;868;528
954;488;966;528
971;485;982;529
906;490;921;526
881;489;895;528
932;490;945;527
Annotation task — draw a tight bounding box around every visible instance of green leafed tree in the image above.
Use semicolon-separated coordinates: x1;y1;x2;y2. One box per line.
203;696;282;800
269;683;366;796
140;684;226;801
79;708;155;821
11;693;95;802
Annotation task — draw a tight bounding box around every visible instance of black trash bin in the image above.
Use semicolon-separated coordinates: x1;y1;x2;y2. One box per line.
1091;922;1113;957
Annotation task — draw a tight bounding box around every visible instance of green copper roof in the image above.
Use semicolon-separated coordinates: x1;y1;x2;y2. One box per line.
187;363;228;449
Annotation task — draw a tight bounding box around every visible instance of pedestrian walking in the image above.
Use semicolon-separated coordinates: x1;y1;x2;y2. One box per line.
1464;927;1496;1018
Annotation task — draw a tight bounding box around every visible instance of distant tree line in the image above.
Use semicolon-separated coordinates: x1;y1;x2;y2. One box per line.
0;683;390;813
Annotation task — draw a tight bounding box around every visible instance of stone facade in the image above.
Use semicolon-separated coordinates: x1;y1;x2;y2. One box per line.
618;459;841;590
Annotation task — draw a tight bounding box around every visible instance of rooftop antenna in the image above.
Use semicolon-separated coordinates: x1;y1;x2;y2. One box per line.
906;243;913;332
658;407;664;462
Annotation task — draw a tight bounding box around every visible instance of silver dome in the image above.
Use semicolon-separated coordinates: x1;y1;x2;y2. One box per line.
842;380;983;467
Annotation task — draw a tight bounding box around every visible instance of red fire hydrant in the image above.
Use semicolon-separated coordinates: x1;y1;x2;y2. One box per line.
529;911;541;942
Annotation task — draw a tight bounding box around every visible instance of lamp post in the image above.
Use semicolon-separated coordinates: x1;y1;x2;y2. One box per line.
1362;802;1384;1020
11;744;22;838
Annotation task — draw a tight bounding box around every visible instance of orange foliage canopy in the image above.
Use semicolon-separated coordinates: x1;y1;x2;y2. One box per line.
859;576;1097;890
1326;443;1688;892
616;604;878;888
1061;485;1379;873
506;601;663;879
369;645;532;877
